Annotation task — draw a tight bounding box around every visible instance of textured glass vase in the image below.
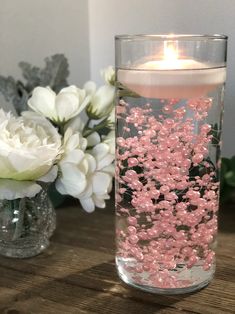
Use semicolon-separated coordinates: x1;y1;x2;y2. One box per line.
0;187;56;258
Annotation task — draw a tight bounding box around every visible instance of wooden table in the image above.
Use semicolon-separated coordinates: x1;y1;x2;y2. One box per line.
0;199;234;314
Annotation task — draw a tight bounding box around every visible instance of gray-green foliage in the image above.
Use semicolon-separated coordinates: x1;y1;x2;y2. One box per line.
221;157;235;203
0;54;69;114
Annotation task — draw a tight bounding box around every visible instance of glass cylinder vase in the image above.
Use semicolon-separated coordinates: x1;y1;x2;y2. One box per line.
115;34;227;294
0;187;56;258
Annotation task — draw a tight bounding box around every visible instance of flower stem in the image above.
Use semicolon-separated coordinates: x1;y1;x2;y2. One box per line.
83;118;91;132
58;123;65;135
83;119;108;137
12;198;25;241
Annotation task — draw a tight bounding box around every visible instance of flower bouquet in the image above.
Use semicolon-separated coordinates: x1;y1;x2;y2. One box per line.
0;65;115;258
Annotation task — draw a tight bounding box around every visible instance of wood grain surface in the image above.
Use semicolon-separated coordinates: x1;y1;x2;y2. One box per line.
0;199;234;314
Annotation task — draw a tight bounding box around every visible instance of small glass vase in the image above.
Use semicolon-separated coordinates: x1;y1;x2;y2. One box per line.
0;187;56;258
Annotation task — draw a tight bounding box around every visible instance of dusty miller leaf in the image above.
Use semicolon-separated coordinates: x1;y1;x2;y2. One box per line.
19;54;69;92
0;76;18;102
18;62;41;92
14;81;29;114
0;76;28;114
0;54;69;114
40;54;69;92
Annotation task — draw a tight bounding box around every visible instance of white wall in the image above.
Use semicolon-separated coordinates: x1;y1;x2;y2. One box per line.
0;0;90;86
88;0;235;157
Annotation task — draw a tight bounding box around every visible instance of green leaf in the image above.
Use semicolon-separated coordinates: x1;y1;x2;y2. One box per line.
230;156;235;172
220;185;235;203
220;159;227;189
116;81;140;98
221;157;231;169
225;171;235;187
48;183;66;208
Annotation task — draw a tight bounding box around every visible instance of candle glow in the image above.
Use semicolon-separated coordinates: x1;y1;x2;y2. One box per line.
164;40;179;60
142;41;180;70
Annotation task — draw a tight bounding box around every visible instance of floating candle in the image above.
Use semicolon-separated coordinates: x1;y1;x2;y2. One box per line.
118;41;226;98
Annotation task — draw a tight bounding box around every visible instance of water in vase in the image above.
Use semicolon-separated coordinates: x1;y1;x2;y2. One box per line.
115;67;225;294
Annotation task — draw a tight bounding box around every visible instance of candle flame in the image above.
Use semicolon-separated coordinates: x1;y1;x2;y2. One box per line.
164;40;179;61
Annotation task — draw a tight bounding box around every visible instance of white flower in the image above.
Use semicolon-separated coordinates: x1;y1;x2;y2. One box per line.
101;66;115;85
91;131;115;170
78;131;114;212
55;127;114;212
0;179;42;200
55;154;94;199
65;114;86;134
97;135;115;178
79;171;113;213
0;110;61;200
107;107;115;127
62;127;87;159
86;132;101;147
55;128;89;197
84;81;115;119
103;130;115;155
77;151;113;213
28;85;90;123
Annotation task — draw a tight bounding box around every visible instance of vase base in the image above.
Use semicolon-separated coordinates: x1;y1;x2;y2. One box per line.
0;237;50;259
117;262;214;295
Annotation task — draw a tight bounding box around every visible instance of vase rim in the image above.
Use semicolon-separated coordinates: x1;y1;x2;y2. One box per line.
115;34;228;41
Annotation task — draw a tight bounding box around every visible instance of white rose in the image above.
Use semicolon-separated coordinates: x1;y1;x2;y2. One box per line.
84;81;115;119
101;66;115;85
0;110;61;200
28;85;90;123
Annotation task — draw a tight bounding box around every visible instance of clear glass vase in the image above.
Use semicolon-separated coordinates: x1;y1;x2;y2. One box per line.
0;187;56;258
115;34;227;294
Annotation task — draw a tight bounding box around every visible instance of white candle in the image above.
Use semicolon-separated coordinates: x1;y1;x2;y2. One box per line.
118;42;226;98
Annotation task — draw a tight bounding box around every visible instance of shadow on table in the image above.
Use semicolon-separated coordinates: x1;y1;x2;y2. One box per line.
2;259;203;314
